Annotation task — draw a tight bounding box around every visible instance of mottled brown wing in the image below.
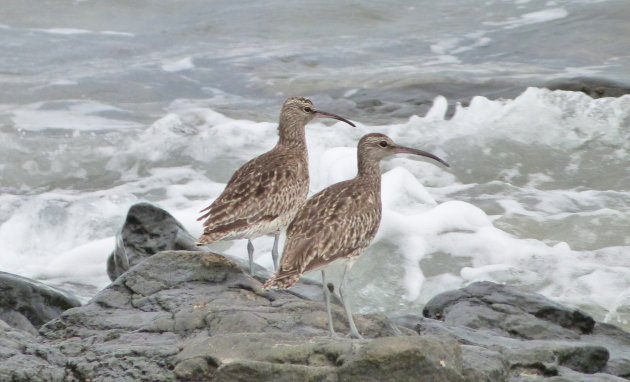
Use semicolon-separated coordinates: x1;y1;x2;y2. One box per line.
222;149;274;189
277;178;381;276
198;148;308;239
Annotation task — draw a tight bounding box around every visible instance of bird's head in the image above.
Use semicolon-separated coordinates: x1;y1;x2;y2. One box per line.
358;133;450;167
280;97;355;128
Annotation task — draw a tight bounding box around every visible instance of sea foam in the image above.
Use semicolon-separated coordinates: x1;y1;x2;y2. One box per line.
0;88;628;328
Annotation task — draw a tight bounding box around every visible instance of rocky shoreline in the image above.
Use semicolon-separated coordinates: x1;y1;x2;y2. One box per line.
1;204;628;381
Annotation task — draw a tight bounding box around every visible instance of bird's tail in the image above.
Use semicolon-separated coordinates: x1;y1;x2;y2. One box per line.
262;271;301;290
195;234;216;246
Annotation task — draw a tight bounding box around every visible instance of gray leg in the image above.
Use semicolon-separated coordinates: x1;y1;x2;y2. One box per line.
247;239;254;275
339;261;362;339
271;232;280;271
321;270;336;337
338;259;350;306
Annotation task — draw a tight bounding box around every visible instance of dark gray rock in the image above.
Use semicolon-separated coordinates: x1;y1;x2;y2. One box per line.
3;248;630;381
0;271;81;334
107;202;333;303
107;202;203;281
40;251;467;381
0;319;69;382
175;332;465;382
422;281;595;339
4;199;629;381
461;345;509;382
545;77;630;98
4;201;630;382
589;323;630;379
394;281;630;381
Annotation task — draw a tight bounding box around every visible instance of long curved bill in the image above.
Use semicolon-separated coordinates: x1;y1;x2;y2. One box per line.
314;110;356;127
393;145;450;167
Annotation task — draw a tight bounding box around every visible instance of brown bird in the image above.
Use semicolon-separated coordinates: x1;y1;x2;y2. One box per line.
196;97;355;274
263;133;449;338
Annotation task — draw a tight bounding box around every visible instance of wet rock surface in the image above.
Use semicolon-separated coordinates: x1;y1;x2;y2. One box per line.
1;203;628;381
0;319;69;382
39;251;465;382
0;271;80;335
544;77;630;99
106;202;202;281
395;281;630;381
1;251;629;381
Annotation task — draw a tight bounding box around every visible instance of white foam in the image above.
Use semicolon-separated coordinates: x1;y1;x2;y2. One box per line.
430;38;460;55
31;27;134;37
431;34;492;56
343;89;358;97
1;88;628;329
11;100;141;131
161;57;195;72
0;191;134;293
49;79;78;86
36;28;93;35
424;96;448;121
484;7;569;29
101;31;135;37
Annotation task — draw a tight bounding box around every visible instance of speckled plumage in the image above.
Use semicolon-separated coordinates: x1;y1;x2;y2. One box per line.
262;134;384;289
263;132;450;338
196;97;355;271
196;143;309;243
263;170;381;289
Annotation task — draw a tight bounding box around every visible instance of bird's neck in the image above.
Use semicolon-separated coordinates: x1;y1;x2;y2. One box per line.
277;119;307;148
355;159;382;213
357;156;382;185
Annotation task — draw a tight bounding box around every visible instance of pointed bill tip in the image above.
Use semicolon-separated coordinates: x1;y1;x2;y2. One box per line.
438;158;451;168
394;145;450;168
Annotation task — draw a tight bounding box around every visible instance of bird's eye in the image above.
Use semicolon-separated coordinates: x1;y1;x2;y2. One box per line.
303;106;313;113
378;141;388;147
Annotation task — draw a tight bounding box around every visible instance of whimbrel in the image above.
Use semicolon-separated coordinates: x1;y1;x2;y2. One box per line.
263;133;449;338
196;97;355;274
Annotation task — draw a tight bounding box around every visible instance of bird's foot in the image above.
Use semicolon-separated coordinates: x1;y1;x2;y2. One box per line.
348;331;365;340
327;330;341;339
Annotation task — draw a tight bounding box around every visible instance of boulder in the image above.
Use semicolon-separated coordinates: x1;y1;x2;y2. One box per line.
40;251;466;381
107;202;202;281
2;249;629;381
0;320;69;382
545;77;630;98
106;202;328;302
0;272;81;335
394;281;630;381
422;281;595;339
3;200;630;381
175;333;466;382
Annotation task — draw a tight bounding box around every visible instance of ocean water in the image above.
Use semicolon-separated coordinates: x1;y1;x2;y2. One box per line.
1;0;629;329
